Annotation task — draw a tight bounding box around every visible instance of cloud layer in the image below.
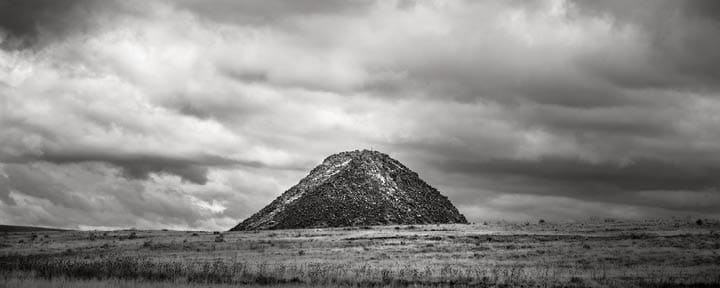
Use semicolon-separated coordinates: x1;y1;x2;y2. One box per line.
1;0;719;230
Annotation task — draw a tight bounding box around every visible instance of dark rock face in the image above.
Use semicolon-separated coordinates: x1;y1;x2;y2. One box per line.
231;150;467;230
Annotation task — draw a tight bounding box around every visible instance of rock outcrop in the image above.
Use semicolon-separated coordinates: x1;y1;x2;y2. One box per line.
231;150;467;230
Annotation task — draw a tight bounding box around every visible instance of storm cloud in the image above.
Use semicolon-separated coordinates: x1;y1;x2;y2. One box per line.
1;0;719;230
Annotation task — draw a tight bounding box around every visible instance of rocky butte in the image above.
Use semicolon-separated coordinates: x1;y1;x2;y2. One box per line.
231;150;467;230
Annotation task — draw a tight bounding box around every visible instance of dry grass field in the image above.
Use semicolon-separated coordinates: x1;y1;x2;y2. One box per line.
1;219;719;287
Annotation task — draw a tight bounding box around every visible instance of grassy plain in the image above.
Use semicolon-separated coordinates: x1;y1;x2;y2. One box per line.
1;219;719;287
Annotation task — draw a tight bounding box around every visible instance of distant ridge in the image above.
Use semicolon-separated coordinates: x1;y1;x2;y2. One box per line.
0;225;69;232
232;150;467;230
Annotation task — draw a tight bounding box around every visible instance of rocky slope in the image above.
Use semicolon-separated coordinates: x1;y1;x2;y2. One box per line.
231;150;467;230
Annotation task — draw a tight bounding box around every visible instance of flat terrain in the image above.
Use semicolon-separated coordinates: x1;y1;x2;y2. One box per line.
1;219;719;287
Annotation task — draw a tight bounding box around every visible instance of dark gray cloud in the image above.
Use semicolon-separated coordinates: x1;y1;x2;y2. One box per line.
440;157;720;192
571;0;720;23
2;164;93;211
174;0;373;26
4;150;302;185
2;0;720;230
0;162;244;229
571;0;720;91
39;153;230;185
0;0;118;49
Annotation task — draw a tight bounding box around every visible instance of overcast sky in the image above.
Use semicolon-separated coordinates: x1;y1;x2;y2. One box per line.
1;0;720;230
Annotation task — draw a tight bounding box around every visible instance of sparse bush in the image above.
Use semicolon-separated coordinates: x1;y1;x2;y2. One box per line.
629;233;649;240
298;250;305;256
380;268;392;284
128;232;138;239
214;235;224;242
